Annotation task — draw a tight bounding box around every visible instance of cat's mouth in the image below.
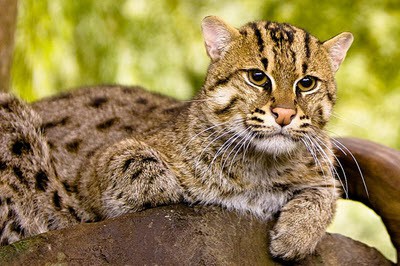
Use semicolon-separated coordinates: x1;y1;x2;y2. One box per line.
248;129;302;154
250;128;299;141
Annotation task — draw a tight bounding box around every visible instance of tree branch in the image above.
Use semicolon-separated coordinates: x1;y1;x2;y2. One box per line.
0;0;18;92
335;137;400;262
0;204;393;265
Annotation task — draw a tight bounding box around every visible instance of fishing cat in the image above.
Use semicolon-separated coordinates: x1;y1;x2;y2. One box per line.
0;16;353;260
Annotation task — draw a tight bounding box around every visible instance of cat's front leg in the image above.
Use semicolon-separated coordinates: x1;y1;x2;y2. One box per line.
269;186;339;261
77;138;183;219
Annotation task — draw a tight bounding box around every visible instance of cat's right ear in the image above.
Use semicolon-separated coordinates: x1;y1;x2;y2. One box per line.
201;16;240;61
323;32;354;72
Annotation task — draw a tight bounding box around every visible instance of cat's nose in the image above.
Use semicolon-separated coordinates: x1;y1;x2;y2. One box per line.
271;107;297;127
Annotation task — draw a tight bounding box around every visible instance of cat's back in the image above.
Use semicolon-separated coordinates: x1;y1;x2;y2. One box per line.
31;85;184;181
32;85;181;143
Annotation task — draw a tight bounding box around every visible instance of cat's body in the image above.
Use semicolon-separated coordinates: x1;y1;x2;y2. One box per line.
0;17;353;260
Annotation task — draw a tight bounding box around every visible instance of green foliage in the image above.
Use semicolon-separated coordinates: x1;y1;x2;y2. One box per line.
328;199;396;262
11;0;399;262
12;0;400;149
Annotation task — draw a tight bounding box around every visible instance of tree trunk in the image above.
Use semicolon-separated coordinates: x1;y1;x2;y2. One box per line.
0;0;18;92
0;204;393;265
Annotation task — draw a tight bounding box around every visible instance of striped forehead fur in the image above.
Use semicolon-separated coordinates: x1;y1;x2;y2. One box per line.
239;21;320;76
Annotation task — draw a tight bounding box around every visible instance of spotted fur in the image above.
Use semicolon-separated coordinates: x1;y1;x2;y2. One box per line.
0;17;353;261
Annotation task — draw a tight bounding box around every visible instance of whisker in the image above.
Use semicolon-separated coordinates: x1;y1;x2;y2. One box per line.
242;132;256;165
330;112;366;130
194;126;232;176
220;127;249;167
193;119;245;176
331;138;369;197
197;119;245;180
182;99;211;103
305;134;346;197
301;136;327;179
301;138;319;170
191;118;244;164
211;127;247;177
312;135;349;198
182;95;227;104
182;120;232;152
224;128;252;177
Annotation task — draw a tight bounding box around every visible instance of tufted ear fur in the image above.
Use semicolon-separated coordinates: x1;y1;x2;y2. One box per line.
201;16;240;61
323;32;354;72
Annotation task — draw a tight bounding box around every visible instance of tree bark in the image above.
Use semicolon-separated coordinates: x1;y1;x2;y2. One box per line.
0;204;393;265
335;137;400;263
0;0;18;92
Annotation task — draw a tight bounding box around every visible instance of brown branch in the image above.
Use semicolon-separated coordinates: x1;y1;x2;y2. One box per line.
0;204;393;265
0;0;18;92
334;137;400;263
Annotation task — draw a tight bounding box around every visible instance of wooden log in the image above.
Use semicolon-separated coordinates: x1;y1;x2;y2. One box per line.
334;137;400;263
0;204;392;265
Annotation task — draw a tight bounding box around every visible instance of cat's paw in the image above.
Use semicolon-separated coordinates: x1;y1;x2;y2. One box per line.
268;188;336;261
269;226;318;261
269;210;325;261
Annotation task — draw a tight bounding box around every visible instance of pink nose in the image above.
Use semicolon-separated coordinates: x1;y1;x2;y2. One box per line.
271;107;296;126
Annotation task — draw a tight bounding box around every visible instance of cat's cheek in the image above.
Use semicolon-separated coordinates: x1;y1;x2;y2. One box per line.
209;86;237;105
322;104;333;121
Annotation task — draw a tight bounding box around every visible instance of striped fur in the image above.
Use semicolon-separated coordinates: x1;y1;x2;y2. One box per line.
201;17;352;148
0;16;353;261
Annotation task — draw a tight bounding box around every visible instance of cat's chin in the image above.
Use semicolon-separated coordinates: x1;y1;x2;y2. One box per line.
252;134;300;155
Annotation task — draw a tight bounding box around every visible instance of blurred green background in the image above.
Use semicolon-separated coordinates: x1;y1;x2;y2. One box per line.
11;0;398;262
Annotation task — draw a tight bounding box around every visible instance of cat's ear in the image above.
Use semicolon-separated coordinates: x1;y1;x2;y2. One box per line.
323;32;354;72
201;16;240;61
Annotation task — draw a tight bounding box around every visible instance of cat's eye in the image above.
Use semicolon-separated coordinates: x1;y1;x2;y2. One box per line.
247;69;271;88
296;76;318;92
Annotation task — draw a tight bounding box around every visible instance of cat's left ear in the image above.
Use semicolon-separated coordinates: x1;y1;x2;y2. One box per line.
201;16;240;61
323;32;354;72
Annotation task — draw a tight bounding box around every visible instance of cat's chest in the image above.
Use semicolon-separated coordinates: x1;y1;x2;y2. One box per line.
239;155;300;186
200;160;299;220
220;187;292;220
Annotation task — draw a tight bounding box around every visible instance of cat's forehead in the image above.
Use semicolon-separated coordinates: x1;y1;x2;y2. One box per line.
231;20;328;78
239;20;318;47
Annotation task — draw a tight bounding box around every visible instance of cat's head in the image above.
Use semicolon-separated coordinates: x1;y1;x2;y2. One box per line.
199;16;353;154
